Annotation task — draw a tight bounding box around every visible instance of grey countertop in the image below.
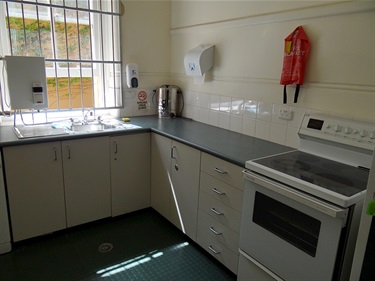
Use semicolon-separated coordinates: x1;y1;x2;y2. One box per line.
0;116;294;167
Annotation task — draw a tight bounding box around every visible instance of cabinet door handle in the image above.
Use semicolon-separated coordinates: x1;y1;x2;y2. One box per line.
208;245;220;254
213;167;227;174
212;187;225;195
211;208;224;216
53;147;57;161
67;145;71;159
171;145;177;159
114;141;118;154
210;227;222;235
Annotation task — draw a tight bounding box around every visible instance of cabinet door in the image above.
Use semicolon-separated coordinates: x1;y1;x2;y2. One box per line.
170;140;201;241
111;133;150;216
150;133;172;220
62;137;110;227
3;142;66;242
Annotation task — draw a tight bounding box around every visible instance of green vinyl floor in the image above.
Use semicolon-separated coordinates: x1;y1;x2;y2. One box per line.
0;208;237;281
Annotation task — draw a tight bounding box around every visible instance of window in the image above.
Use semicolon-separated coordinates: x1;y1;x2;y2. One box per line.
0;0;122;111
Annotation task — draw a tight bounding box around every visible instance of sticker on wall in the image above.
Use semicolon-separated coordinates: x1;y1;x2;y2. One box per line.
137;90;148;110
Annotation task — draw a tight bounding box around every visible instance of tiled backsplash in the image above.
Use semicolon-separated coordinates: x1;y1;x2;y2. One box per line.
120;89;373;150
182;91;328;149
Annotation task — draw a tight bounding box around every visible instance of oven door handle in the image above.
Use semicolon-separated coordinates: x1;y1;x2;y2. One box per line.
243;170;348;223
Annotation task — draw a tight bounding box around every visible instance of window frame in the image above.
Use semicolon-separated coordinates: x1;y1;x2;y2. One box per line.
0;0;123;112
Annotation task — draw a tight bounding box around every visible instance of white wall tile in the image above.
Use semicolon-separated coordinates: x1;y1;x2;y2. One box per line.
197;92;209;108
210;94;221;111
243;100;258;119
242;117;256;136
269;123;287;145
230;114;243;133
231;97;244;115
220;96;232;113
184;91;198;106
257;102;272;121
218;112;231;129
255;119;271;140
198;107;209;123
208;110;219;127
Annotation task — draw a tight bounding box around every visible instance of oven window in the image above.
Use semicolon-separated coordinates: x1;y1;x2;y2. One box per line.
253;192;321;257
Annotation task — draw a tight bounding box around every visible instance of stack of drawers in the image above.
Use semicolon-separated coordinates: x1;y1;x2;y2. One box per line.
197;152;244;274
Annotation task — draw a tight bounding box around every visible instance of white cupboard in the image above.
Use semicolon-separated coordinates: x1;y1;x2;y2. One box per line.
110;133;150;216
3;142;66;242
62;136;111;227
150;133;201;241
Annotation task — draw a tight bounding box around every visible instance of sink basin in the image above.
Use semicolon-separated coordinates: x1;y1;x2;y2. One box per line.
71;123;116;132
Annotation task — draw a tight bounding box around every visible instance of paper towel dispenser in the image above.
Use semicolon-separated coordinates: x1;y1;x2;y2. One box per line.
184;45;214;77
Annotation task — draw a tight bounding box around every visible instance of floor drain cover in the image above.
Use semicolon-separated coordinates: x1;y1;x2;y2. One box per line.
98;243;113;253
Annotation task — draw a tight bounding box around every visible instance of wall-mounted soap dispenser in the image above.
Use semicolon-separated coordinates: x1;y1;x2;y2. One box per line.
126;63;139;88
184;45;214;78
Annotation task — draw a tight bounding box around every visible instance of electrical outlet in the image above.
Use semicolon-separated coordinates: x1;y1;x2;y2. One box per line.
279;109;294;120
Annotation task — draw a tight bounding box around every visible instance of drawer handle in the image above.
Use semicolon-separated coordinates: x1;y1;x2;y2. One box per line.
210;227;222;235
213;167;227;174
208;245;220;254
212;187;225;195
211;208;224;216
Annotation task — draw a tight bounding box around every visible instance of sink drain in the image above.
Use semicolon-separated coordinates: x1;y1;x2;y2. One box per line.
98;243;113;253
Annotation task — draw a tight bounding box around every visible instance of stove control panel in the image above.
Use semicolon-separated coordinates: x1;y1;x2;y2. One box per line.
298;114;375;151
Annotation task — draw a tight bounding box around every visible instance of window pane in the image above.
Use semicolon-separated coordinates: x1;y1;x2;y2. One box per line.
78;11;91;62
113;15;120;61
102;14;113;61
53;8;67;60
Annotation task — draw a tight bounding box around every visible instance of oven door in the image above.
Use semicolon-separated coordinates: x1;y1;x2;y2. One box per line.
240;170;348;281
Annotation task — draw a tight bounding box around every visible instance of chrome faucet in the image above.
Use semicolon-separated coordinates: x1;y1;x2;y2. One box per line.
83;110;95;124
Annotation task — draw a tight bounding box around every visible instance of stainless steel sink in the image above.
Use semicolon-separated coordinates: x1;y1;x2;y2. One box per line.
70;123;116;132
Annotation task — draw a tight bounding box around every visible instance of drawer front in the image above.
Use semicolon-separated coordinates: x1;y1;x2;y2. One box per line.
197;229;239;274
199;191;241;233
201;152;244;190
200;172;243;212
197;209;239;253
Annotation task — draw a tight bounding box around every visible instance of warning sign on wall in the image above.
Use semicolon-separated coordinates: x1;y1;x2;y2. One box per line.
137;91;148;110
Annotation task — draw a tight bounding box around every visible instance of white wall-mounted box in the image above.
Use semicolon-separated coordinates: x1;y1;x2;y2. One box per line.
5;56;48;110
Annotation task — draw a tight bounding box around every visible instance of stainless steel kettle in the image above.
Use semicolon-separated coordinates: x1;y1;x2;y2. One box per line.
155;85;183;118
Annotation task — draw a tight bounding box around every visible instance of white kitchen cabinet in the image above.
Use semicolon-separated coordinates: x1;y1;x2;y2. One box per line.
151;133;201;241
110;133;150;216
62;136;111;227
3;142;66;242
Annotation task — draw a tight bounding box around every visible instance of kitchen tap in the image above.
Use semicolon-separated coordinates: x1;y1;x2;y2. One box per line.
83;110;95;124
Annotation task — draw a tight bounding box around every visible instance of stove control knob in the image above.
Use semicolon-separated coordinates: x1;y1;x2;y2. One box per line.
360;129;368;137
344;127;352;134
369;131;375;139
333;125;341;132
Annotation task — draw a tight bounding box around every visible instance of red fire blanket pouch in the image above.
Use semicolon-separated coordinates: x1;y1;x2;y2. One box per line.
280;26;310;103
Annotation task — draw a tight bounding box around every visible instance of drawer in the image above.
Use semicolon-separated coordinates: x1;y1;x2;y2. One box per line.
199;191;241;233
197;209;239;253
200;172;243;212
201;152;244;190
238;250;282;281
197;229;239;274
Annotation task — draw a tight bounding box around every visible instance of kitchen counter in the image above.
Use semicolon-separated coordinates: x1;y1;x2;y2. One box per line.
0;116;293;167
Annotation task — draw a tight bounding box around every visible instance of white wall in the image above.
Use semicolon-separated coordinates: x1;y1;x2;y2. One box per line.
169;0;375;148
119;0;171;117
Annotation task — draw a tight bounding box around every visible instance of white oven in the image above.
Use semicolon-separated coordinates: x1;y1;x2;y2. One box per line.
238;114;374;281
